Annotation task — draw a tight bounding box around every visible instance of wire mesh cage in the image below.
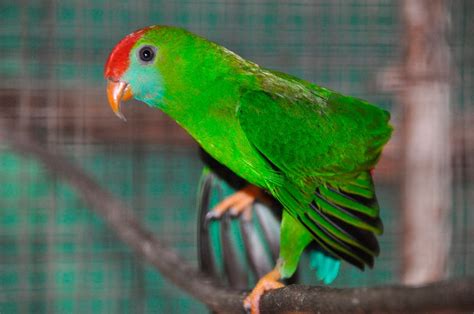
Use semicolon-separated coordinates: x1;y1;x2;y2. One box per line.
0;0;472;313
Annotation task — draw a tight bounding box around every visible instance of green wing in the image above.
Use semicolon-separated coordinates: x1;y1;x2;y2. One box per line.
237;88;392;181
237;83;392;269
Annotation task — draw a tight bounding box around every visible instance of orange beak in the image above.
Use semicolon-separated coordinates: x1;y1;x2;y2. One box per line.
106;80;133;121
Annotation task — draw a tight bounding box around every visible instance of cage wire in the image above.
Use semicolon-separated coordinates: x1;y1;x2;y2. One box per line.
0;0;472;313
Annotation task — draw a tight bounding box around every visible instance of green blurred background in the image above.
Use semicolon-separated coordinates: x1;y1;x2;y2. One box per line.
0;1;472;313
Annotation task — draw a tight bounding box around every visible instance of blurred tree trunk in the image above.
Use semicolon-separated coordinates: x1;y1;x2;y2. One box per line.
400;0;452;285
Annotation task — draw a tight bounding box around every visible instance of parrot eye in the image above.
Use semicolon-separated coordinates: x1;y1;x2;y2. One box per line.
138;45;156;64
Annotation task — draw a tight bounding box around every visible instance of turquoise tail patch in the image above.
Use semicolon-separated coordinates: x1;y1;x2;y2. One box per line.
309;250;340;284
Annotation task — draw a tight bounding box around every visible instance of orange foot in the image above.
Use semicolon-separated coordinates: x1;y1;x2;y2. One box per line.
244;267;284;314
206;184;262;221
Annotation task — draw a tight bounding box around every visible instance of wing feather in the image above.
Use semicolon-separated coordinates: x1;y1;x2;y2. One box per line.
237;83;391;269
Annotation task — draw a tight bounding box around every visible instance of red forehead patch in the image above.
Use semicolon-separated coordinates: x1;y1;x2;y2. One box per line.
104;27;153;80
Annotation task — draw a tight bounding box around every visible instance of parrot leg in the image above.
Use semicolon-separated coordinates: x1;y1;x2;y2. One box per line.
243;265;284;314
243;212;313;313
206;184;262;220
244;210;313;314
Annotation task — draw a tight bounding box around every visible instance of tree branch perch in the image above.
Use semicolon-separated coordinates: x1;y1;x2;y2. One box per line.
1;130;473;313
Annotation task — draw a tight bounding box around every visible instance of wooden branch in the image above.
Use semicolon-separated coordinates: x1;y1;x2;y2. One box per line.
2;130;473;313
262;279;474;313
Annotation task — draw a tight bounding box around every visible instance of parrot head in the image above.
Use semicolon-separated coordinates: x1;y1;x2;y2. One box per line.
104;25;175;120
105;25;246;121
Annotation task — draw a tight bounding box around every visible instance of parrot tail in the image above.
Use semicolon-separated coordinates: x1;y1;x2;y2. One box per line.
196;165;283;290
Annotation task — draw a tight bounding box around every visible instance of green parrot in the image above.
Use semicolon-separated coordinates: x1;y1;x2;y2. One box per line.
104;25;392;313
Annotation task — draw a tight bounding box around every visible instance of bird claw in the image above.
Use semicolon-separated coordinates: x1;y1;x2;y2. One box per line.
206;185;261;221
229;206;241;217
243;301;251;313
243;268;284;314
243;281;284;314
204;210;219;221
